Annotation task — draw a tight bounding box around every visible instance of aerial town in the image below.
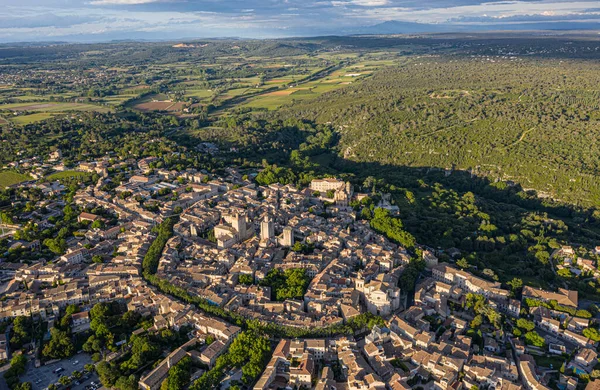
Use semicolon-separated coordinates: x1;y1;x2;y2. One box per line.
2;152;600;390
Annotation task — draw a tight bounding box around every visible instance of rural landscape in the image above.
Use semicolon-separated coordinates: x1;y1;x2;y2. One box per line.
2;25;600;390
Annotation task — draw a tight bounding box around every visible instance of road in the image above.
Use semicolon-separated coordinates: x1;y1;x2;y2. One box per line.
536;328;578;353
0;363;10;390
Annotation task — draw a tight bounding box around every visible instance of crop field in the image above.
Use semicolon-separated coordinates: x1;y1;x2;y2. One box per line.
0;171;31;187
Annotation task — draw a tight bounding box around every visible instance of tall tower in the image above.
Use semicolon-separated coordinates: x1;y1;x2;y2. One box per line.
233;213;246;240
282;226;294;247
260;215;274;241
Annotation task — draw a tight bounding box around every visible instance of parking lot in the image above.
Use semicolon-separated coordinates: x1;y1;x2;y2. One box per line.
23;353;96;390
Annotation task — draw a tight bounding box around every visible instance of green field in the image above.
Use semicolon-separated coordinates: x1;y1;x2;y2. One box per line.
0;171;31;187
10;113;58;125
0;101;112;124
46;170;92;181
0;102;111;112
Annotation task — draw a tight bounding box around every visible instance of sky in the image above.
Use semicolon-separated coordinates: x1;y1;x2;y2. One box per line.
0;0;599;42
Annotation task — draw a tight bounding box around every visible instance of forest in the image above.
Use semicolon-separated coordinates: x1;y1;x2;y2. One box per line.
283;56;600;207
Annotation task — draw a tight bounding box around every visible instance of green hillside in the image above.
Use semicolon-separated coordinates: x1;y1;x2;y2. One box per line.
284;57;600;207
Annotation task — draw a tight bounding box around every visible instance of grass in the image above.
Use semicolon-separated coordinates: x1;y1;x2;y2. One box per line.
0;171;32;188
10;113;57;125
0;102;110;112
46;170;92;181
0;101;112;124
184;89;213;100
533;354;566;369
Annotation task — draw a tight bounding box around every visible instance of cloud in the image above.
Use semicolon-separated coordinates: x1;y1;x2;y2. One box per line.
349;0;390;5
0;0;599;42
0;13;101;28
89;0;166;4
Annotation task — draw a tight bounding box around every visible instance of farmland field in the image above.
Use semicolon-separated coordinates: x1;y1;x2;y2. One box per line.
0;171;32;187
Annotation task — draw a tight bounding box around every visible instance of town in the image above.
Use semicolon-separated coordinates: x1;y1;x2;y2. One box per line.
1;151;600;390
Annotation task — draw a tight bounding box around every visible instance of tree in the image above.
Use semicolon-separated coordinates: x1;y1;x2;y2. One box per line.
470;315;483;329
368;208;416;249
42;328;75;359
524;331;545;347
115;375;138;390
516;318;536;332
507;278;523;297
16;383;32;390
58;376;71;386
456;258;469;270
583;327;600;342
92;255;103;263
238;274;254;285
161;356;191;390
96;361;119;388
10;316;32;348
60;304;79;329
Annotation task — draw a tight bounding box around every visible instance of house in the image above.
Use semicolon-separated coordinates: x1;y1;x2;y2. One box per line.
200;340;226;368
139;346;188;390
60;248;87;264
78;212;100;223
572;348;598;374
289;352;314;389
519;355;550;390
0;334;8;360
521;286;578;308
71;311;91;334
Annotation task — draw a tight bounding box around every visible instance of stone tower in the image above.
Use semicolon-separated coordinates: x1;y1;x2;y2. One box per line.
260;215;274;241
282;226;294;247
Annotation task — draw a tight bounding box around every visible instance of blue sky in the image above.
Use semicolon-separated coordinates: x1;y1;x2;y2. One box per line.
0;0;599;42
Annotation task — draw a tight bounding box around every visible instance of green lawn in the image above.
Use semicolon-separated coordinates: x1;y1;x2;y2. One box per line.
46;170;92;181
533;354;566;369
0;171;32;187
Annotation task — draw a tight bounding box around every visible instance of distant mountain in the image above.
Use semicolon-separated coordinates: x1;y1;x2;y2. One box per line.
353;20;600;35
355;20;451;35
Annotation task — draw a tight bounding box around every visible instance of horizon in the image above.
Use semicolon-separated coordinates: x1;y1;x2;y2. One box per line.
1;0;600;43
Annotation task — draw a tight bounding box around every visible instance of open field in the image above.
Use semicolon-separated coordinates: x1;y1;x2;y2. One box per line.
238;60;395;110
10;112;58;125
128;93;190;113
0;101;112;124
46;170;92;181
0;171;32;187
0;102;111;112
